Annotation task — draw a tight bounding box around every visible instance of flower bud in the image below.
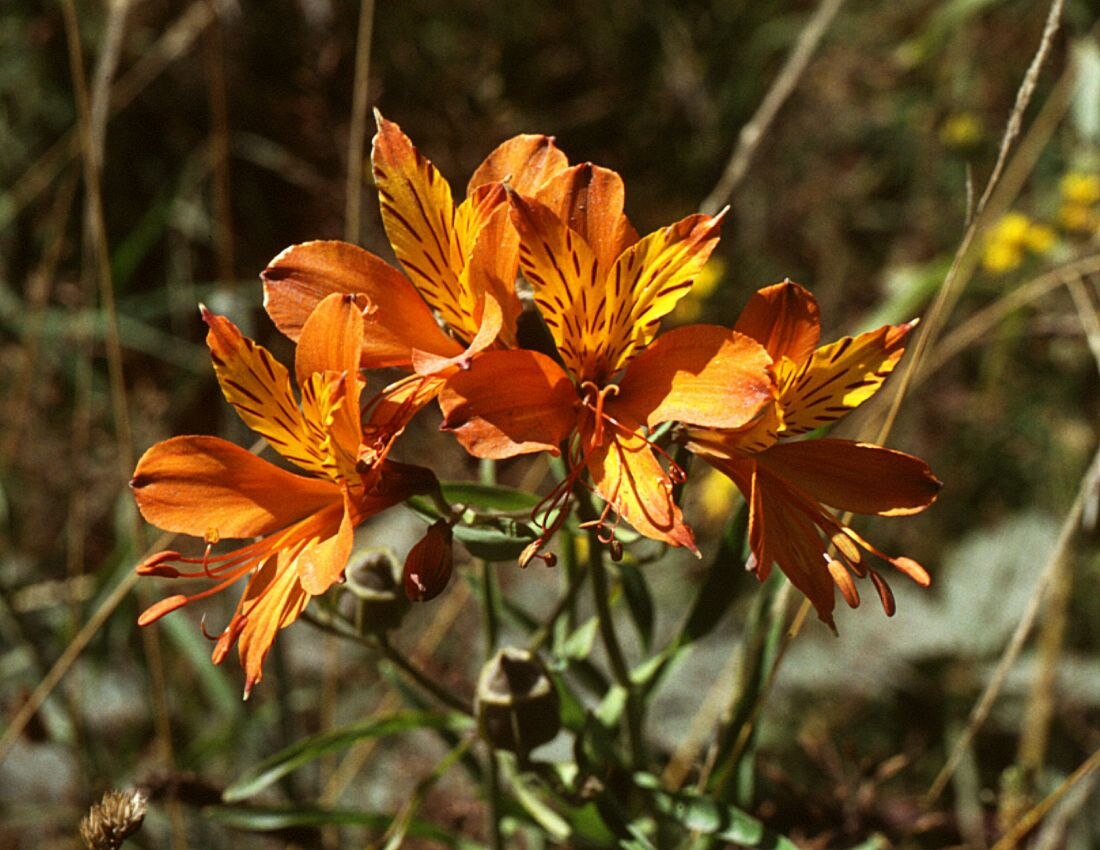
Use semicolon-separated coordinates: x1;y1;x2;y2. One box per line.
403;521;454;602
341;549;409;633
475;647;561;755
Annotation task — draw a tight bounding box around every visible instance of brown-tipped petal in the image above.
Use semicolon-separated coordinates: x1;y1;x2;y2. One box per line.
868;570;896;616
827;559;861;609
137;594;189;626
468;133;569;197
262;240;461;368
131;436;339;539
211;614;248;666
614;325;775;430
891;556;932;587
439;349;578;459
756;439;941;517
403;521;455;602
236;552;312;698
534;162;639;270
734;280;821;364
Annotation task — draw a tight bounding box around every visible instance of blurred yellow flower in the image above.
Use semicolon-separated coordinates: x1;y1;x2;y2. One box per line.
1060;172;1100;206
672;256;726;322
982;212;1058;274
940;112;983;149
1058;203;1099;233
696;466;739;523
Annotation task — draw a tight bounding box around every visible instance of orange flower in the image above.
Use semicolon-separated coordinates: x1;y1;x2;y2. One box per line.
132;293;434;697
686;281;941;628
438;165;776;558
259;113;570;462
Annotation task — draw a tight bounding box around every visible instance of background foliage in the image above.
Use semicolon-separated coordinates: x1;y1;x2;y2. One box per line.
1;0;1098;847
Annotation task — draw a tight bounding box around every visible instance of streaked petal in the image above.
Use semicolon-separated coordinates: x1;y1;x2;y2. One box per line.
734;280;820;364
613;324;775;429
585;421;696;552
468;133;569;196
360;374;447;470
778;320;914;436
439;349;577;459
372;113;474;338
509;191;605;380
235;550;312;698
462;202;524;345
203;307;329;476
602;211;725;373
535;163;638;271
130;435;339;538
261;240;460;368
756;439;941;517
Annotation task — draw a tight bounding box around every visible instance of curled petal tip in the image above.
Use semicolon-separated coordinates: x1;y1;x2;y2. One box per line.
198;302;212;322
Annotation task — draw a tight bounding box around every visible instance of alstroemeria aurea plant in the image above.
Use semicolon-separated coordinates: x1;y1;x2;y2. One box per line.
260;114;570;465
131;294;434;696
686;281;942;628
438;164;776;559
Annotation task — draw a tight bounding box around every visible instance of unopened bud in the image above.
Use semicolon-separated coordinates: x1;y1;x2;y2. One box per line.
341;549;409;633
403;521;454;602
79;788;146;850
475;647;561;755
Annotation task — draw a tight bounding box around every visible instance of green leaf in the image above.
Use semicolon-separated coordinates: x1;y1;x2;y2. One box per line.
408;481;543;561
205;804;487;848
558;616;599;661
632;773;799;849
618;562;654;651
224;711;473;801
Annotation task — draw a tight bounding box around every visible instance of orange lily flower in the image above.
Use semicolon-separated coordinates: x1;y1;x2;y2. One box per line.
686;281;942;628
438;164;776;558
259;113;570;463
131;293;434;697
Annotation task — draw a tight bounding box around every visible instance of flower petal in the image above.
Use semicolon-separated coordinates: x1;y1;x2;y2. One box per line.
461;202;524;346
372;113;476;338
509;190;606;380
409;293;503;376
585;421;697;552
131;435;339;538
439;349;577;459
261;240;460;368
613;324;775;429
778;320;914;436
297;488;357;595
203;307;330;476
234;550;312;698
535;163;639;271
755;439;941;517
467;133;569;197
734;280;821;364
601;211;726;373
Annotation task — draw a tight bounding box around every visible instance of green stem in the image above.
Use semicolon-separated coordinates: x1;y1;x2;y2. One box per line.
576;488;647;769
477;456;505;850
528;531;587;653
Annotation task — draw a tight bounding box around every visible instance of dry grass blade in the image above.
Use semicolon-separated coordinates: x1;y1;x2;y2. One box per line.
927;444;1100;802
0;1;216;234
990;744;1100;850
204;0;235;285
874;0;1066;445
700;0;846;215
344;0;377;244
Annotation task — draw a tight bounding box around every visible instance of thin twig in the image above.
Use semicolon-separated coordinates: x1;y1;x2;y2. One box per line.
345;0;377;244
204;0;235;285
700;0;846;215
927;444;1100;801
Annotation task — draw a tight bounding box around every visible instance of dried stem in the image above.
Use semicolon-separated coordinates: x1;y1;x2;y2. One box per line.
345;0;377;244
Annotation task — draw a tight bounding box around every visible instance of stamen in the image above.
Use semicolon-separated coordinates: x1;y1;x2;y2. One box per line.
826;558;860;609
868;569;896;616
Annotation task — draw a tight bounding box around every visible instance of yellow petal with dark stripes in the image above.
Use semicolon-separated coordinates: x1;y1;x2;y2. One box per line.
778;321;914;437
372;113;475;339
202;307;330;477
602;211;725;374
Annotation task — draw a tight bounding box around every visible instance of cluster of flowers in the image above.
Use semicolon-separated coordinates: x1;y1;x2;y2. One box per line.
132;114;941;697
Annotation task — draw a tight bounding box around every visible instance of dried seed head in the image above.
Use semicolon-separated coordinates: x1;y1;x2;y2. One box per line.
79;789;147;850
475;647;561;755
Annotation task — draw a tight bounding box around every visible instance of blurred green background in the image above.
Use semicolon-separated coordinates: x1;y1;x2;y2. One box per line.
1;0;1098;847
